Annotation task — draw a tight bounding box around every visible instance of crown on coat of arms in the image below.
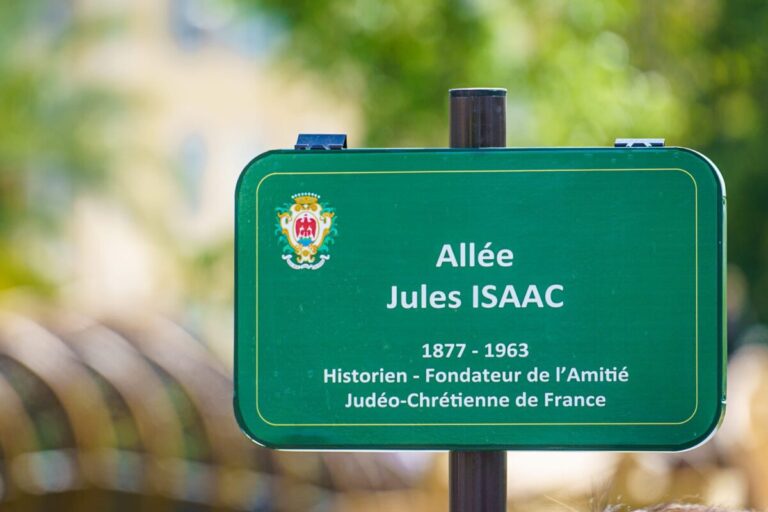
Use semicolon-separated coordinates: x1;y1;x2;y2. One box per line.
291;192;320;205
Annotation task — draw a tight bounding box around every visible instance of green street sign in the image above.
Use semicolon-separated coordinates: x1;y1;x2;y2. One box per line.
234;147;726;451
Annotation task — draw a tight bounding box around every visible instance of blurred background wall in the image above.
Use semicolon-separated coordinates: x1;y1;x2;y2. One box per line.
0;0;767;510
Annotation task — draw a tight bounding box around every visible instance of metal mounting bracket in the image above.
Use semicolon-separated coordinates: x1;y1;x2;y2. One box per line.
614;138;665;148
294;134;348;150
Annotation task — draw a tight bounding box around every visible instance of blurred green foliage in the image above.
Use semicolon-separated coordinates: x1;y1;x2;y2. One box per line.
0;2;119;292
246;0;768;322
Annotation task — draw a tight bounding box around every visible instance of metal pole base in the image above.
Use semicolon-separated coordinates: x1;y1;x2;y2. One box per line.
449;451;507;512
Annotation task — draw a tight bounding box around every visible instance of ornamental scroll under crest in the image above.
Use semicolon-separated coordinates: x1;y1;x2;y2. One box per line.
276;193;336;270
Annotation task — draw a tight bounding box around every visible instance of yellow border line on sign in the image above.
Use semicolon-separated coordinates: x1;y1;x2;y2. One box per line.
253;168;699;427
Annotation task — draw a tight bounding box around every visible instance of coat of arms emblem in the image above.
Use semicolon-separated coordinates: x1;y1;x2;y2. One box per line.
276;193;336;270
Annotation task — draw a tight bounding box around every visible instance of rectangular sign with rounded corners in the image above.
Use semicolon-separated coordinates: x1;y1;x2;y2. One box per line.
234;147;726;451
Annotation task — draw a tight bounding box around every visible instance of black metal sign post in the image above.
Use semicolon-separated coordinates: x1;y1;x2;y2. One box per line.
448;87;508;512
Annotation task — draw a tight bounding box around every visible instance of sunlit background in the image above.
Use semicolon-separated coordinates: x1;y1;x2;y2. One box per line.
1;0;768;510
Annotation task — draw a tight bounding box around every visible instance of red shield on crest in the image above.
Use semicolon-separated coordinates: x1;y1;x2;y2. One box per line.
294;212;317;242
